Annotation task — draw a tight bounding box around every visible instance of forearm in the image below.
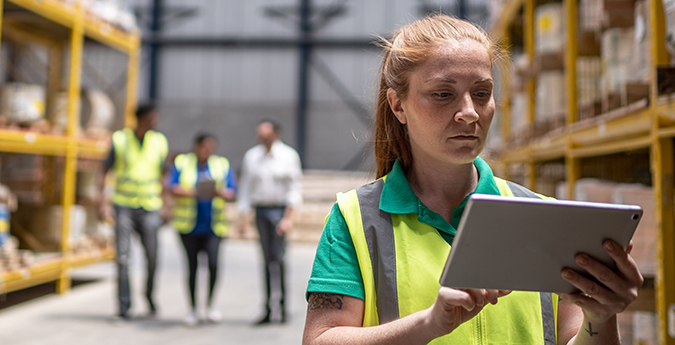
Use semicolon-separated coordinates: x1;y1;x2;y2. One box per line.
169;186;195;197
567;316;620;345
305;309;436;345
283;206;294;221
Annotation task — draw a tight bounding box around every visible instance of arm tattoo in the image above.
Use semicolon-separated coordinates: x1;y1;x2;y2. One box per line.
585;322;598;336
308;293;345;311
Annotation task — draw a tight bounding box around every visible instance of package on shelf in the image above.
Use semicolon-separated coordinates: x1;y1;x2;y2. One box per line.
76;170;100;203
535;3;565;55
535;70;566;131
88;0;138;32
612;183;656;276
0;83;46;126
555;178;616;201
509;92;528;140
580;0;636;33
580;0;604;33
577;56;603;119
47;92;82;135
665;0;675;62
0;183;16;245
22;205;87;252
0;155;48;205
601;27;635;96
81;89;115;140
632;0;651;84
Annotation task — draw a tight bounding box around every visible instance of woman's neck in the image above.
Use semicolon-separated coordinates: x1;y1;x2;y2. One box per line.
406;159;478;222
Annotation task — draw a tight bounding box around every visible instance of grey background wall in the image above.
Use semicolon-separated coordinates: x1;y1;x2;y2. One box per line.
115;0;492;172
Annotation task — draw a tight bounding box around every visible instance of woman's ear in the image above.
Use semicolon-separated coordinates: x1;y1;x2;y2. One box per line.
387;88;407;124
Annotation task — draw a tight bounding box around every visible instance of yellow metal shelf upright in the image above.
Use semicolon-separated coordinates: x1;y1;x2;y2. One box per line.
0;0;140;294
492;0;675;342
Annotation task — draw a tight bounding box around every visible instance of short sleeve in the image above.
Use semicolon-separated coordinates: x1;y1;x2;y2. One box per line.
167;162;180;187
306;202;365;300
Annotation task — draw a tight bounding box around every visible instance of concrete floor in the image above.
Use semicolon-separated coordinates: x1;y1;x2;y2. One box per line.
0;227;318;344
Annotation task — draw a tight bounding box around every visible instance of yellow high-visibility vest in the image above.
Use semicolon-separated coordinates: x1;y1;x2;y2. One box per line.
172;152;229;236
111;128;168;211
336;176;557;344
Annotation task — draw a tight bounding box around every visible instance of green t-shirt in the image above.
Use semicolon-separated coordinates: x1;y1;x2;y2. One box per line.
306;157;502;300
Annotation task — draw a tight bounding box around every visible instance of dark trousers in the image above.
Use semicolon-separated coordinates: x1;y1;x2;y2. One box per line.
114;206;162;316
255;206;287;319
179;233;222;310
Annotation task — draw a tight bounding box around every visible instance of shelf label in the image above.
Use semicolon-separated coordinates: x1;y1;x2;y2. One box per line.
24;132;36;144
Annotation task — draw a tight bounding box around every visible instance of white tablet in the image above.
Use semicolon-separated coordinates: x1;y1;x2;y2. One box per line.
439;193;643;293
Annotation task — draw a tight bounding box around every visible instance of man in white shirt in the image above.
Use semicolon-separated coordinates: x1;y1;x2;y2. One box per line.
237;120;302;325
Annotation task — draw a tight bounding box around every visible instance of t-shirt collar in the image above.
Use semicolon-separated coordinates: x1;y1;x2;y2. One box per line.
380;157;501;235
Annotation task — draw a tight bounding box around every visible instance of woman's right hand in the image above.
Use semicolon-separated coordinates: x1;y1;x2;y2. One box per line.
426;287;511;338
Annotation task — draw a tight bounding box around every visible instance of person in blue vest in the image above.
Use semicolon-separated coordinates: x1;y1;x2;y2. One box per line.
168;132;237;326
302;14;643;345
100;103;168;321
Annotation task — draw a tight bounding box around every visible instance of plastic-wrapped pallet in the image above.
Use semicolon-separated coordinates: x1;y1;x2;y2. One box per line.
665;0;675;62
577;57;602;119
47;92;81;135
632;0;651;83
535;3;565;54
0;83;46;125
81;89;114;140
601;27;635;97
510;92;528;139
580;0;604;33
535;71;566;124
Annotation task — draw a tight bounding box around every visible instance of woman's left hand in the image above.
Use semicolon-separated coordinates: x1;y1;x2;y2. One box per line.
558;240;644;323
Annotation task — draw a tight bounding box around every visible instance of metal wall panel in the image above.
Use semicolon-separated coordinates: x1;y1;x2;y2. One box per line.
160;47;297;103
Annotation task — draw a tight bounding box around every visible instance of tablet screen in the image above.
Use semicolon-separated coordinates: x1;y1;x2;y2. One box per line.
440;194;642;293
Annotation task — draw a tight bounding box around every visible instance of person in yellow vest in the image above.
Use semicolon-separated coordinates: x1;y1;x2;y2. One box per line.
100;104;168;320
168;132;236;326
302;15;643;345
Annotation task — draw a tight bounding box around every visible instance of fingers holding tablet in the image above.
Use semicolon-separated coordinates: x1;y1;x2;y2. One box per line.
559;239;643;322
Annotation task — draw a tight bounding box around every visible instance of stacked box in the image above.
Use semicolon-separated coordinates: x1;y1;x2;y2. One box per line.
601;27;635;97
665;0;675;62
577;57;602;119
612;183;656;275
0;83;46;126
510;92;528;140
579;0;604;33
535;3;565;55
535;71;566;126
632;1;651;84
25;205;87;251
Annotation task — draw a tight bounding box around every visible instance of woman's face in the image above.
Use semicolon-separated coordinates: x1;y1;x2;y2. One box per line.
387;38;495;167
195;138;217;162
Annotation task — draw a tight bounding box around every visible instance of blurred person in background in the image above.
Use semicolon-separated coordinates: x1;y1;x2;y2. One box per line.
302;14;643;345
168;132;237;326
100;103;168;320
237;120;302;325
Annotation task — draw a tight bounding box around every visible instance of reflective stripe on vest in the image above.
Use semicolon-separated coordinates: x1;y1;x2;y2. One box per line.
343;177;556;344
111;128;167;211
172;153;229;237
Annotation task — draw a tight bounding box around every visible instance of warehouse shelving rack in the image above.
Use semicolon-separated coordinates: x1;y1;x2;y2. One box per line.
0;0;140;294
492;0;675;343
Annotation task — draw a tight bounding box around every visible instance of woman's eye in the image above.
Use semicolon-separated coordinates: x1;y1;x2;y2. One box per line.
474;91;492;99
432;92;452;99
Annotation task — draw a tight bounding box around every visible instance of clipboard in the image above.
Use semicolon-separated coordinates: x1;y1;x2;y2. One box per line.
196;178;216;199
439;193;643;293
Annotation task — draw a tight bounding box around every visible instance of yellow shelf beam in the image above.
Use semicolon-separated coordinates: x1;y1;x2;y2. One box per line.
0;247;114;294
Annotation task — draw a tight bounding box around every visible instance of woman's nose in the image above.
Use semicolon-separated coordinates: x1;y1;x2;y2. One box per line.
454;93;479;124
